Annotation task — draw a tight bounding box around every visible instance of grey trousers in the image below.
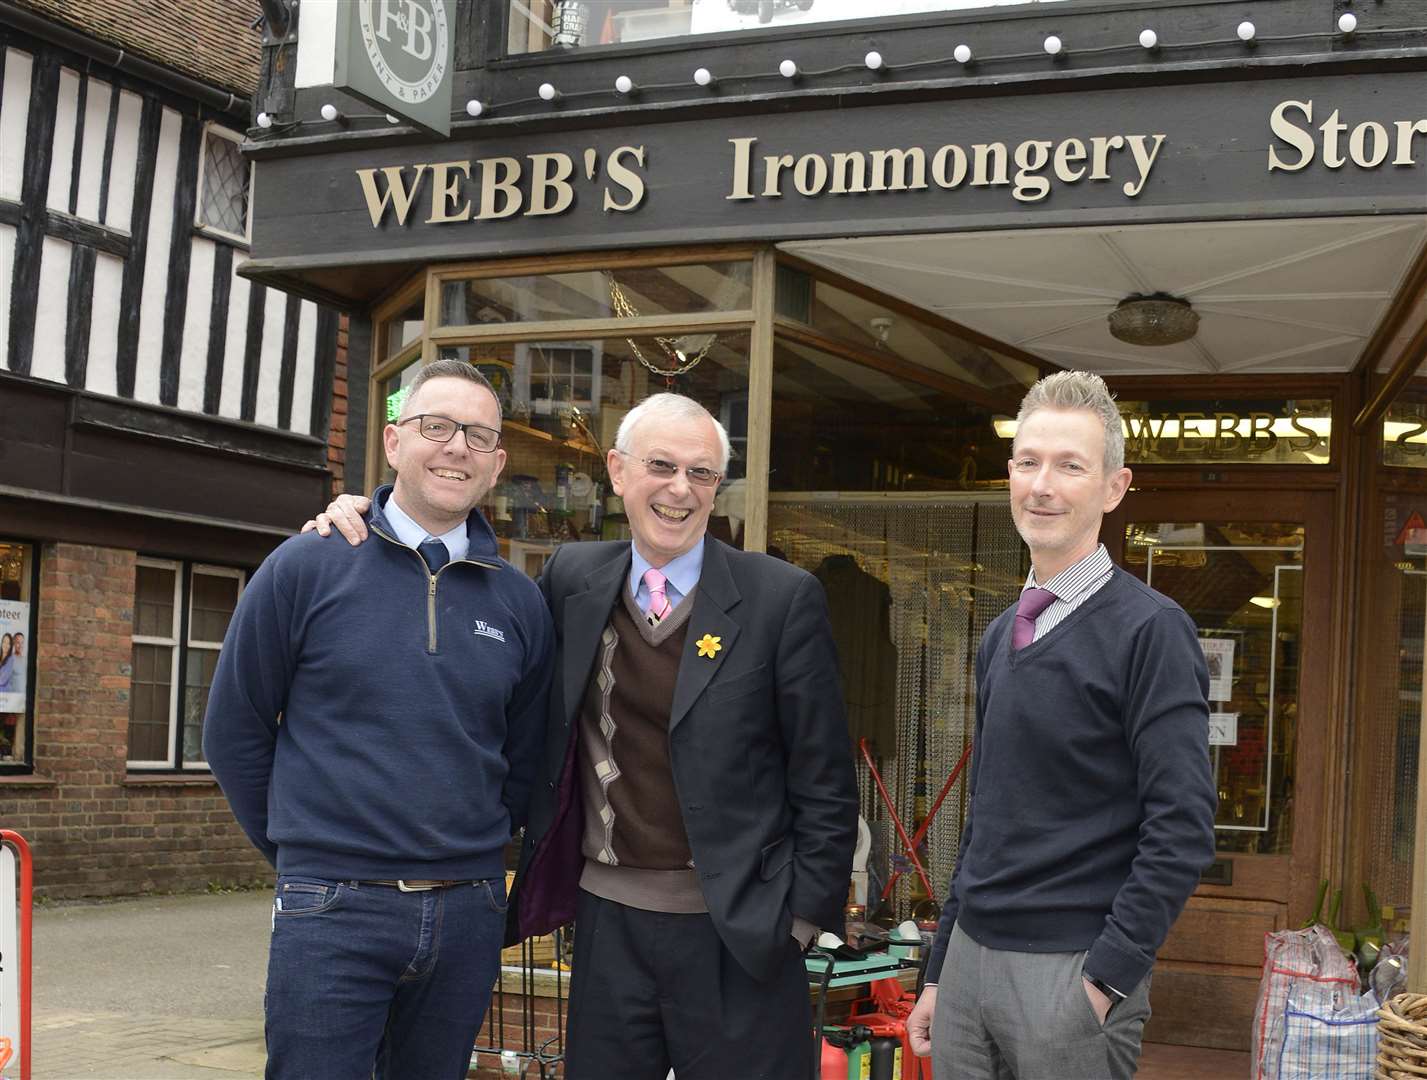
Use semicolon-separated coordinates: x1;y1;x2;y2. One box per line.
931;924;1152;1080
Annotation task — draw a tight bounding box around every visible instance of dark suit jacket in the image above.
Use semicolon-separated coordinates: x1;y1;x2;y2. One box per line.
505;534;858;982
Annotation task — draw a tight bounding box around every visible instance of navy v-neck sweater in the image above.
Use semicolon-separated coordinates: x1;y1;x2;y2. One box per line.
927;568;1217;993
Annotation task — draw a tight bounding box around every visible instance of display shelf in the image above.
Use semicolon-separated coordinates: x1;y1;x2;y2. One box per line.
502;418;599;456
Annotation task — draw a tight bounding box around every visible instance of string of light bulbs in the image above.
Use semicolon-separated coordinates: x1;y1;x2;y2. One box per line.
253;13;1417;133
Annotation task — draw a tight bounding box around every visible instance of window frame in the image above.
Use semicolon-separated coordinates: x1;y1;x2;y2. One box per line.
515;340;603;418
194;121;253;246
0;539;41;775
127;558;247;772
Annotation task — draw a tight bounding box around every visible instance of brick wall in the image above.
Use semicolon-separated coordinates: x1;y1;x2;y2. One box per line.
329;314;350;497
0;542;269;900
470;990;566;1079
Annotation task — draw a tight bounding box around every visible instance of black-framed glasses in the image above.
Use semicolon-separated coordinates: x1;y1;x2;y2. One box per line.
617;450;721;488
399;414;502;453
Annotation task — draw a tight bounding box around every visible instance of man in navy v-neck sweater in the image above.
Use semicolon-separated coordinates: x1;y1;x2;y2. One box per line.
907;372;1216;1080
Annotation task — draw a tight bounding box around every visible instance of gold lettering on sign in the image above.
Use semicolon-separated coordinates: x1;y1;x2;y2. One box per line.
1270;99;1427;171
1119;406;1329;462
477;157;522;219
358;164;429;227
726;130;1166;204
869;148;927;192
355;146;649;229
726;137;757;200
832;152;868;194
527;153;575;216
426;161;471;223
603;145;646;212
1177;412;1208;453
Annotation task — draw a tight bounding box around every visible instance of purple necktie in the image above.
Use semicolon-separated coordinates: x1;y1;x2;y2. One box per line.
1012;587;1058;650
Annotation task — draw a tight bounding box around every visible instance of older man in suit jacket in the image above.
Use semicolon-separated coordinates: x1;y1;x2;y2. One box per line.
313;392;858;1080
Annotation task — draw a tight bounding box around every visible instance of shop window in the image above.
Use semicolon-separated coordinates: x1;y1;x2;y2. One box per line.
503;1;996;55
383;296;425;364
1346;472;1427;931
766;322;1030;919
128;560;245;770
437;262;753;328
1383;380;1427;468
387;331;750;570
516;343;602;420
0;541;38;771
781;271;1039;397
195;123;250;243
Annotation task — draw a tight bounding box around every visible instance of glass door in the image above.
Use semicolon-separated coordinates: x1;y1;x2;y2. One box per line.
1125;522;1304;858
1109;489;1334;1049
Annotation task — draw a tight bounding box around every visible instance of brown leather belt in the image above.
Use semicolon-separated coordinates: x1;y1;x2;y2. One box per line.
363;879;470;892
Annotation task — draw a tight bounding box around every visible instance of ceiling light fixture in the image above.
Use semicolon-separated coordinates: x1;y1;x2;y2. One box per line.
1107;293;1200;346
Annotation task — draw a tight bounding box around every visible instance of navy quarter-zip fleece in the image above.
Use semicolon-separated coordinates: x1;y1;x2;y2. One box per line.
204;486;554;881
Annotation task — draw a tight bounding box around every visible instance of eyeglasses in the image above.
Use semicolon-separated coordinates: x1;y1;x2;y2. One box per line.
399;414;502;453
617;451;722;488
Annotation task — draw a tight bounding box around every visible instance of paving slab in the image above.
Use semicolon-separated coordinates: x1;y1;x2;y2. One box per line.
30;890;272;1079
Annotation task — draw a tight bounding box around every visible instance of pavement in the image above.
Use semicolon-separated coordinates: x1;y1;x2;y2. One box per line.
21;888;1251;1080
31;890;271;1079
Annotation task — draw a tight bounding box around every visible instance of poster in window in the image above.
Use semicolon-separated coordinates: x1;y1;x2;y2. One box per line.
1199;637;1235;702
1208;712;1239;747
0;600;28;713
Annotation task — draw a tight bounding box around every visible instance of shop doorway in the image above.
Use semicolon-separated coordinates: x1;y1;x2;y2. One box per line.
1107;488;1335;1049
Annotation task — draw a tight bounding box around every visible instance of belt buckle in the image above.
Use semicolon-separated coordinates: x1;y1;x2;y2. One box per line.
396;880;437;892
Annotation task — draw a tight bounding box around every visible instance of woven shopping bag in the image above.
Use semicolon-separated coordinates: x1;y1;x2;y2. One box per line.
1276;984;1378;1080
1253;924;1361;1080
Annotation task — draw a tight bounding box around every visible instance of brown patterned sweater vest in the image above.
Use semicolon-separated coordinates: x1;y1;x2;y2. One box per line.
577;586;706;912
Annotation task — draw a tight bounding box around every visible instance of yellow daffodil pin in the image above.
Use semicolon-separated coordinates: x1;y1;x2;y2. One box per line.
695;634;722;659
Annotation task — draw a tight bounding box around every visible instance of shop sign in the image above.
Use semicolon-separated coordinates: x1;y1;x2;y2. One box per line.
250;72;1427;271
296;0;455;137
1116;400;1332;465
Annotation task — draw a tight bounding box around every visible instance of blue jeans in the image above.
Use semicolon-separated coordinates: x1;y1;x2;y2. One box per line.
264;876;507;1080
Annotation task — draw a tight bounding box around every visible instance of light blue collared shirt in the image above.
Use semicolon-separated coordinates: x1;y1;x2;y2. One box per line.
384;493;470;563
629;541;704;616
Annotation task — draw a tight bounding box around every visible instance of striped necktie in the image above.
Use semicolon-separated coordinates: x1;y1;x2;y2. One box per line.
643;567;672;623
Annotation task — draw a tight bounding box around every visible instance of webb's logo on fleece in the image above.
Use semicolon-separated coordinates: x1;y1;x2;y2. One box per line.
472;621;506;644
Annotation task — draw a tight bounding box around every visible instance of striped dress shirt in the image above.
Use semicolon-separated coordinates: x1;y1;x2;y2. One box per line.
1023;544;1116;643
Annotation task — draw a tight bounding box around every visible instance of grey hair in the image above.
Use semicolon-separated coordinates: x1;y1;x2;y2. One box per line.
1015;370;1125;471
401;359;502;421
614;393;732;473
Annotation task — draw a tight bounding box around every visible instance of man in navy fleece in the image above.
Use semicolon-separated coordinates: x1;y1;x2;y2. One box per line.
204;360;553;1080
906;371;1216;1080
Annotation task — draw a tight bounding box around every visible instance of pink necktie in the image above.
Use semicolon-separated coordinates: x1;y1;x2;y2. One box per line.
643;567;672;623
1012;587;1058;650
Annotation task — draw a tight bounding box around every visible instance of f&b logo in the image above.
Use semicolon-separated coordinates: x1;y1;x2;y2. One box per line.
358;0;450;106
